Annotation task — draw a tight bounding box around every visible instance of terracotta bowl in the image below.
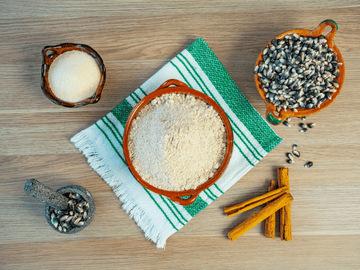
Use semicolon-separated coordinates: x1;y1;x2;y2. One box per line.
41;43;106;108
123;79;234;206
254;20;345;125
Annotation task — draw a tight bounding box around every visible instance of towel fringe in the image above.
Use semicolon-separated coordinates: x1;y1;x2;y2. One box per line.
71;131;167;248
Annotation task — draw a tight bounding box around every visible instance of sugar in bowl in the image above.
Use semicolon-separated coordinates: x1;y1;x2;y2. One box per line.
41;43;106;107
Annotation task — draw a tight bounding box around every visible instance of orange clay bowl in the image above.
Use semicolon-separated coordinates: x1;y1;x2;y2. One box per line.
123;79;234;206
41;43;106;108
254;20;345;125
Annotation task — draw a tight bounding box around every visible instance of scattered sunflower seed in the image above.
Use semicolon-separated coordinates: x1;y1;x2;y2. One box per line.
304;161;313;168
283;120;291;127
299;128;308;132
286;159;294;164
286;153;294;160
300;117;307;121
293;150;300;158
299;123;307;129
308;123;316;128
292;144;298;150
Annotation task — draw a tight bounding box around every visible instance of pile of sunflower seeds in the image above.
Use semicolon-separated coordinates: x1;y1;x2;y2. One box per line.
254;33;342;112
49;192;89;232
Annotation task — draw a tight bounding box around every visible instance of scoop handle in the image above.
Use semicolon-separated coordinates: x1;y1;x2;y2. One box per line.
24;179;69;210
168;193;199;206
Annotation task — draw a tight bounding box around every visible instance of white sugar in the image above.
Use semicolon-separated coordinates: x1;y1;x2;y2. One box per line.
129;93;227;191
48;50;101;103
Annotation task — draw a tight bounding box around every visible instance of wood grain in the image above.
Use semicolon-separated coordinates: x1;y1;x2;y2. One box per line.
1;1;359;269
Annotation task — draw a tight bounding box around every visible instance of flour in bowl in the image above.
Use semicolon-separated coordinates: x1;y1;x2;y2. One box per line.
128;93;227;191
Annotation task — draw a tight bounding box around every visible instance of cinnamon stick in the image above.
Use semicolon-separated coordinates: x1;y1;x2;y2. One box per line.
278;167;292;241
264;180;276;238
228;193;293;242
224;186;289;218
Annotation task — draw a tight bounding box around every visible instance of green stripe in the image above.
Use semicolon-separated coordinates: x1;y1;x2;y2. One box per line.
186;38;282;153
111;99;133;128
214;183;224;194
95;123;127;165
206;188;218;199
171;59;255;167
169;61;192;87
177;53;263;162
159;195;185;226
142;187;178;231
101;118;123;148
133;91;142;102
130;93;139;103
167;198;189;223
203;189;215;201
139;87;147;96
104;115;123;141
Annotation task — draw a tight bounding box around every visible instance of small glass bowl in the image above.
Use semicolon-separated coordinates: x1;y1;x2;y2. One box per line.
41;43;106;108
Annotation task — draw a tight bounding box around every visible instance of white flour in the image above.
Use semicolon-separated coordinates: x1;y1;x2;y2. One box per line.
128;93;226;191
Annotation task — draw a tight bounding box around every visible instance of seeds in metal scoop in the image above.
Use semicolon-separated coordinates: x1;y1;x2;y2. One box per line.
308;123;316;128
283;120;291;127
304;161;313;168
78;201;87;208
292;150;300;158
58;225;63;232
286;153;294;160
292;144;298;150
286;159;294;164
299;128;307;132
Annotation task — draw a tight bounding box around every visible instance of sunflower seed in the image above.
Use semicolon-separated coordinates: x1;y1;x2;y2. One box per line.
58;225;63;232
292;150;300;158
78;221;85;227
304;161;313;168
286;153;294;160
286;159;294;164
253;65;259;74
283;120;291;127
308;123;316;128
59;215;70;222
299;123;307;129
299;128;308;133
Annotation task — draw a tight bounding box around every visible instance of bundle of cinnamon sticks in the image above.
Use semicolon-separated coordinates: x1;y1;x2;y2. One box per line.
225;167;292;242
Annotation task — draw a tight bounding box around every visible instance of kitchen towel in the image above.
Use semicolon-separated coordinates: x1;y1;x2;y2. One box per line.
71;38;282;248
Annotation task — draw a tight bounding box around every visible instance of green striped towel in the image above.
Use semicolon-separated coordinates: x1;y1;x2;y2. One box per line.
71;38;282;248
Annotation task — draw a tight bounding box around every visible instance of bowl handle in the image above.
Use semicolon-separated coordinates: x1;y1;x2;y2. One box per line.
157;79;189;90
168;193;199;206
309;19;338;47
42;45;64;66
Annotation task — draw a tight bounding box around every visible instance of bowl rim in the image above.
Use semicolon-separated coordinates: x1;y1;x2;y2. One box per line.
41;43;106;108
254;20;345;124
122;79;234;205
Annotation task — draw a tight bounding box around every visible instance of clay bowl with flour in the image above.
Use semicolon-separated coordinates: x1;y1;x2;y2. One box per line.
123;79;233;206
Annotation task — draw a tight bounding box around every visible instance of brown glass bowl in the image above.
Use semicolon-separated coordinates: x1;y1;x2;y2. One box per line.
254;20;345;125
41;43;106;107
123;79;234;206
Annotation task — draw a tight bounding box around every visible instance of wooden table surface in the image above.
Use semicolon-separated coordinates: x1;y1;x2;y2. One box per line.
1;1;359;269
